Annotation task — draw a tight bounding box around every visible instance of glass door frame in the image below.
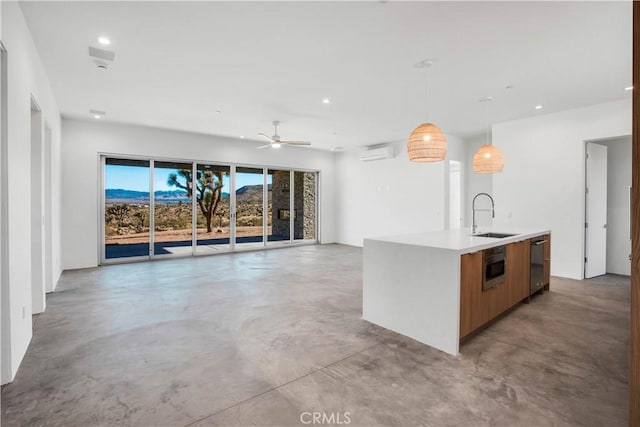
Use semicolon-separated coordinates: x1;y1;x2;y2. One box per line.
151;160;198;259
265;167;291;247
100;153;320;265
100;154;153;264
232;164;266;251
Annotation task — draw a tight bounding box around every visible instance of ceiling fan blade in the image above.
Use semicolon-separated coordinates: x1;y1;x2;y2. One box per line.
281;141;311;146
258;133;275;142
256;143;273;149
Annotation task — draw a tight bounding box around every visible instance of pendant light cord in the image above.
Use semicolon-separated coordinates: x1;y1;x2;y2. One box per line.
485;101;490;146
425;66;429;122
481;97;492;146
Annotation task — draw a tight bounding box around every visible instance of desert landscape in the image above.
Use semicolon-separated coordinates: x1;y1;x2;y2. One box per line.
105;184;276;246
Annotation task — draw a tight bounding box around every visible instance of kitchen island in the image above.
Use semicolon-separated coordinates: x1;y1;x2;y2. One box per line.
362;228;550;356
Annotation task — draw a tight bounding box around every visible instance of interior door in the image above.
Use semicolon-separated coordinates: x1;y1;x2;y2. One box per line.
585;142;608;278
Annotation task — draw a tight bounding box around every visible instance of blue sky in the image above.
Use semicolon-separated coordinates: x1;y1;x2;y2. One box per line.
106;165;271;193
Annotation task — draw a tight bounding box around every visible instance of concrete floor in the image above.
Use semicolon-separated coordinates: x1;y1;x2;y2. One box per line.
1;244;629;426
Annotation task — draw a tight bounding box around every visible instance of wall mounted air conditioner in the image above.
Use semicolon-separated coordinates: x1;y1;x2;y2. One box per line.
359;146;393;162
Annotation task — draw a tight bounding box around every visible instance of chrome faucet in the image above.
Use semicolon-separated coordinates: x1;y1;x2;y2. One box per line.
472;192;495;234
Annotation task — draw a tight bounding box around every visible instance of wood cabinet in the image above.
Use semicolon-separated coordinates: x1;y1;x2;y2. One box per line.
460;251;483;338
460;238;536;340
506;239;530;305
483;278;510;324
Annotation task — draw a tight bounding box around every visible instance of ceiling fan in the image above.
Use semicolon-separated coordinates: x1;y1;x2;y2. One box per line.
257;121;311;149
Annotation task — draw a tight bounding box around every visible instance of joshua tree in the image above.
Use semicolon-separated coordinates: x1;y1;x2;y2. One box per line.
106;204;130;227
133;210;147;233
167;169;224;233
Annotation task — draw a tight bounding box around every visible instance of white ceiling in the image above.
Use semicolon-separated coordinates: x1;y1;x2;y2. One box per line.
20;1;632;151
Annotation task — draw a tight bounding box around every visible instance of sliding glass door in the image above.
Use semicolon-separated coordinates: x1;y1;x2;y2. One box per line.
102;156;318;263
234;167;265;248
153;161;193;257
196;163;231;254
268;169;291;245
104;158;151;260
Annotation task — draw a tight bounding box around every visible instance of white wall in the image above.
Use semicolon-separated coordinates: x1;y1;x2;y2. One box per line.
599;136;632;275
61;119;337;269
444;134;467;230
463;134;493;228
335;135;465;247
492;100;631;280
1;2;62;384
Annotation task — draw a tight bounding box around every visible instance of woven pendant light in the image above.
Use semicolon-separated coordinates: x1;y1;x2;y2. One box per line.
473;96;504;174
407;60;446;162
473;144;504;173
408;123;447;162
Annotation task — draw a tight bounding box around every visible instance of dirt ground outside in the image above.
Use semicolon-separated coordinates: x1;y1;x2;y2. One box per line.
105;226;273;245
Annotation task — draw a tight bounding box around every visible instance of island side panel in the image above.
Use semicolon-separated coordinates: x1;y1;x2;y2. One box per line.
362;239;461;355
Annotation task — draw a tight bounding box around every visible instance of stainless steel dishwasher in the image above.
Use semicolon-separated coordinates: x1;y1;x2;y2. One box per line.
530;237;547;297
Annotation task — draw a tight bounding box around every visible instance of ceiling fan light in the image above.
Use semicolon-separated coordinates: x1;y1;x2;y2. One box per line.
407;123;447;162
272;142;281;148
473;144;504;173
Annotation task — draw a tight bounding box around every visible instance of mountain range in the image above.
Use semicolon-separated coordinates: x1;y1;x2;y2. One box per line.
106;185;270;204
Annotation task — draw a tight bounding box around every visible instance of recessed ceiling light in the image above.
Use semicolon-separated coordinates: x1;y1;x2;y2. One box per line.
98;36;110;46
239;135;245;139
535;105;543;110
625;86;633;91
89;109;106;119
322;98;331;104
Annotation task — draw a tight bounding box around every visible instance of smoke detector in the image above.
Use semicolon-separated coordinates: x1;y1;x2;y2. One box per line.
88;46;115;71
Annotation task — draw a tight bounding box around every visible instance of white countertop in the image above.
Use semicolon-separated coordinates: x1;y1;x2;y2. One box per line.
365;227;550;254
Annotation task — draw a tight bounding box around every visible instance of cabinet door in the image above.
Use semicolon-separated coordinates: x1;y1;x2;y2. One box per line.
460;251;483;338
506;239;531;306
484;281;509;321
543;234;551;287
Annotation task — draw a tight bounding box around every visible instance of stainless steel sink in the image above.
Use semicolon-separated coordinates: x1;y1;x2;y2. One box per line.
473;232;517;238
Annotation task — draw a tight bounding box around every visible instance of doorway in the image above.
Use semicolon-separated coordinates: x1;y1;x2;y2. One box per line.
584;137;632;279
43;125;53;293
449;160;462;230
0;43;10;385
30;97;45;314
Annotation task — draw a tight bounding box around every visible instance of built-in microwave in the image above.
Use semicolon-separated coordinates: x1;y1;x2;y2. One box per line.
483;245;506;291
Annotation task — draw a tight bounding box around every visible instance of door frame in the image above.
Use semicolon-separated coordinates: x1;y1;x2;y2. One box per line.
29;95;46;314
583;141;609;279
629;1;639;424
99;155;151;264
0;41;10;385
43;124;53;293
